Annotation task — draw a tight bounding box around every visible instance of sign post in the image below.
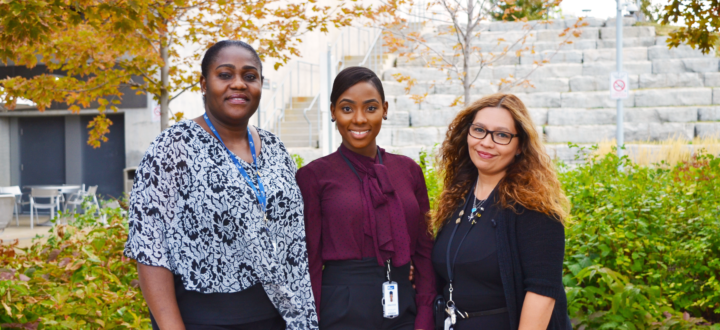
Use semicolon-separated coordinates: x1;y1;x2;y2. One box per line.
614;0;625;162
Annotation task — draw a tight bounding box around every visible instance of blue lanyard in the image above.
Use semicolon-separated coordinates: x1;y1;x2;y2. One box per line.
203;114;267;214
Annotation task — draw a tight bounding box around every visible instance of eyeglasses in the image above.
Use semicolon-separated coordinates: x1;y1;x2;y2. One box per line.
468;124;518;145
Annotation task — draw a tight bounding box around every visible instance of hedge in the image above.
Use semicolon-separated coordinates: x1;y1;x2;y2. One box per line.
0;147;717;329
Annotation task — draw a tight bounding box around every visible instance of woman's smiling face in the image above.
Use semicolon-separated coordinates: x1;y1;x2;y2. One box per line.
200;46;263;124
332;81;388;156
467;107;521;176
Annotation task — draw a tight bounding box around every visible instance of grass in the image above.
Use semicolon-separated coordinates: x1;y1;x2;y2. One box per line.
591;136;720;167
634;21;679;36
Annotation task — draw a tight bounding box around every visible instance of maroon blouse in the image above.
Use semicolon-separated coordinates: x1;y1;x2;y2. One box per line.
296;144;436;330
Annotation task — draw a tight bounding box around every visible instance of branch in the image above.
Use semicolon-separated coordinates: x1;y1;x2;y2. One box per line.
169;81;200;102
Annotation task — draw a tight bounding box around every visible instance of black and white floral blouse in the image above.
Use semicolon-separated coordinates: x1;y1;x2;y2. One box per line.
124;120;318;329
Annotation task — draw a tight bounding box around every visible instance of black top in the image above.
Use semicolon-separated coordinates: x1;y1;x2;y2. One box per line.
172;275;281;325
432;189;507;312
434;189;572;330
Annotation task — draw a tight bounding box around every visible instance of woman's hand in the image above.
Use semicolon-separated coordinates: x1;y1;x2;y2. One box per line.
518;291;555;330
137;263;186;330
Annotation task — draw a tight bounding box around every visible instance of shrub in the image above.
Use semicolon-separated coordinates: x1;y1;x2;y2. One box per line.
561;146;720;329
0;206;150;329
2;146;719;329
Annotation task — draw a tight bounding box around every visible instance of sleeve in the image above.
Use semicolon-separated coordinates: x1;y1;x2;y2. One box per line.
517;211;566;300
123;135;184;272
410;163;437;330
295;166;324;318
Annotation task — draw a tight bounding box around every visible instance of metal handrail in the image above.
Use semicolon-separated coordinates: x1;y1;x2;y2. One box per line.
302;93;321;147
260;61;319;136
260;26;383;147
358;29;383;67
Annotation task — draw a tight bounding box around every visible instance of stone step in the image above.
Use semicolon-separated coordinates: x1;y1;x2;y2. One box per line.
544;106;720;126
387;106;720;128
278;120;319;129
544;123;702;143
383;72;720;96
281;113;320;122
385;87;720;110
397;46;716;67
652;58;720;74
386;62;668;83
367;122;719;146
648;43;712;60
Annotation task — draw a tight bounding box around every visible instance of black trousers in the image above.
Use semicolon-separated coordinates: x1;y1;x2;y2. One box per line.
320;258;417;330
150;313;286;330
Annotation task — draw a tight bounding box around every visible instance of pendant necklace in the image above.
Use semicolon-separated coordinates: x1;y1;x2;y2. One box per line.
470;177;488;224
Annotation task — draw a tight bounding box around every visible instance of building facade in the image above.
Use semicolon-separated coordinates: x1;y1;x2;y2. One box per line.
0;65;160;199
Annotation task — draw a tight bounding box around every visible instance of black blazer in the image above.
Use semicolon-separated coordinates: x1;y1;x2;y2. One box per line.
439;200;572;330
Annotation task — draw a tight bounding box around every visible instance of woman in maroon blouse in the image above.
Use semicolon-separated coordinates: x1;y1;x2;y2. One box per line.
296;66;436;330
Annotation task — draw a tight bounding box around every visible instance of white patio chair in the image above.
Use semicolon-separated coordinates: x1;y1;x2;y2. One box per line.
29;188;62;229
0;186;27;226
63;187;85;214
86;186;101;211
0;195;14;233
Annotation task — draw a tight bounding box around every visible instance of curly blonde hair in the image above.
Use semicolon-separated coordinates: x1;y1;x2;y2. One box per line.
430;93;570;233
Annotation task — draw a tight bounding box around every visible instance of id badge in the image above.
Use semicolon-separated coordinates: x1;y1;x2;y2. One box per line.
382;281;399;318
444;317;454;330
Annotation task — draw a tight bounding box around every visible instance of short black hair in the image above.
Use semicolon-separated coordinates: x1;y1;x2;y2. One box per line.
200;40;263;78
330;66;385;105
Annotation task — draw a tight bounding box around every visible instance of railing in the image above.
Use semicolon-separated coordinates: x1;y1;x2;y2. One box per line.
259;61;319;138
330;26;384;74
259;26;385;148
302;93;321;147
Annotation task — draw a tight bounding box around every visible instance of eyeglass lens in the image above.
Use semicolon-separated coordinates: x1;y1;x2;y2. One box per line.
469;126;513;145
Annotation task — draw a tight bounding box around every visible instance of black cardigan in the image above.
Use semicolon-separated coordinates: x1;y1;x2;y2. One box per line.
438;200;572;330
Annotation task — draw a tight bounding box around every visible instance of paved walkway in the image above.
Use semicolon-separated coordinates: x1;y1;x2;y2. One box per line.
1;214;55;248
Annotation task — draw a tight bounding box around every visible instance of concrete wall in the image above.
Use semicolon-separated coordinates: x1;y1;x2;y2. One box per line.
0;118;9;186
124;108;161;168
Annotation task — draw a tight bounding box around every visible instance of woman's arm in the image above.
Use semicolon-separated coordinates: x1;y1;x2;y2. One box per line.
295;166;324;315
410;163;436;330
137;264;185;330
516;211;566;330
518;291;555;330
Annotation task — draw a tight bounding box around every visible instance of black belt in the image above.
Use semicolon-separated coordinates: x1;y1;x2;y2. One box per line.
455;307;508;319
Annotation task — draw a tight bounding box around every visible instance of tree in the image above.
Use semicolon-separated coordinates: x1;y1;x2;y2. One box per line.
661;0;719;55
491;0;559;21
384;0;586;107
639;0;663;22
0;0;388;147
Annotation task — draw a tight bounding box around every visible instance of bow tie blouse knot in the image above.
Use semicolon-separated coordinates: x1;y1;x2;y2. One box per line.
366;164;396;208
340;146;411;268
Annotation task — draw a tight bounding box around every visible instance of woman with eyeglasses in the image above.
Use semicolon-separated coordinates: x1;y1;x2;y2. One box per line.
430;94;572;330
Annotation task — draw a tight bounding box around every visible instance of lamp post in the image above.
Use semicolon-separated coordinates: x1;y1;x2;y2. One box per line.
614;1;638;163
616;0;624;161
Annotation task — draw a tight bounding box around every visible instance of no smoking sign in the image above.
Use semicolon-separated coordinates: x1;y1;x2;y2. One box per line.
610;72;629;100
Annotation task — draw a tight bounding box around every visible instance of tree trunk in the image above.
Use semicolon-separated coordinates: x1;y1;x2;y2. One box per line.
463;0;473;106
160;38;170;131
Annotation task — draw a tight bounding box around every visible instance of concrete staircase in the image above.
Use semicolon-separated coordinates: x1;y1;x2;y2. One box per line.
278;96;320;148
278;55;389;150
370;18;720;163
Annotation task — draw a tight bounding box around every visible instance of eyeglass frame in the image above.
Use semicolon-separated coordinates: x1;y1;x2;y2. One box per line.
467;124;519;145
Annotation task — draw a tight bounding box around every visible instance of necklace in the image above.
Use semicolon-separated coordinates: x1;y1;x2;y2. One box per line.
455;178;489;224
469;194;487;224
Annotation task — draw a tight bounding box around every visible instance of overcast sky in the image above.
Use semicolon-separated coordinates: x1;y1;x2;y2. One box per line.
560;0;667;19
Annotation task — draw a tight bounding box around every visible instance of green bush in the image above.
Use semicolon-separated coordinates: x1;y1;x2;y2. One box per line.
1;147;719;329
491;0;557;21
0;206;150;329
560;147;720;329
